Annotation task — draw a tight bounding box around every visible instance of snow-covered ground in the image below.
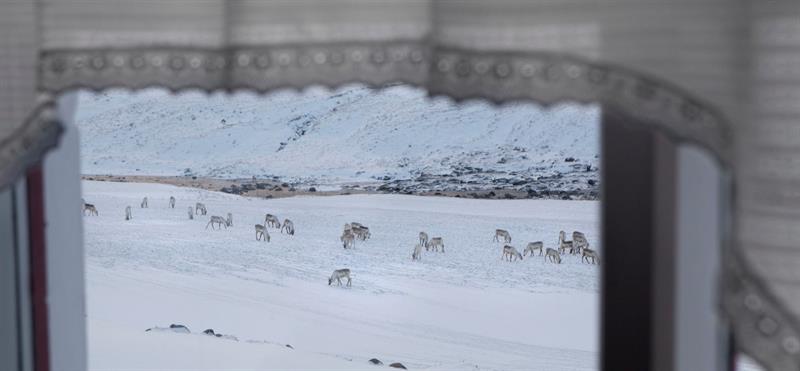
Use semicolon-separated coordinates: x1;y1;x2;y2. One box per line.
75;86;600;196
83;180;600;370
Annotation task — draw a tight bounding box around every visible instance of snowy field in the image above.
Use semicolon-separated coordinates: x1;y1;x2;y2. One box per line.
83;180;600;370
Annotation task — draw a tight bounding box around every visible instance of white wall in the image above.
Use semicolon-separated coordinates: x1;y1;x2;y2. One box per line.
42;92;87;371
674;144;728;371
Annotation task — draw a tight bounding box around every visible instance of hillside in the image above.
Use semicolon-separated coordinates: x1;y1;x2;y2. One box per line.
75;85;600;199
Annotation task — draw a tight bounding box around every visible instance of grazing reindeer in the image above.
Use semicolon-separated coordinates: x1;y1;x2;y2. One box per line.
281;219;295;235
545;248;562;264
125;206;132;220
427;237;444;252
83;203;99;216
255;224;270;242
572;231;588;254
187;206;194;220
140;197;148;208
502;245;523;262
206;215;228;230
169;196;176;208
350;222;370;240
340;230;355;249
494;229;512;243
558;231;574;255
226;212;233;227
419;231;429;247
412;244;423;261
582;248;599;265
353;226;370;241
195;202;207;215
265;214;281;228
328;269;352;287
523;241;544;257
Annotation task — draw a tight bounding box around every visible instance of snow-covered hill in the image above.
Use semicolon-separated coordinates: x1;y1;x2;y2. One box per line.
75;85;600;198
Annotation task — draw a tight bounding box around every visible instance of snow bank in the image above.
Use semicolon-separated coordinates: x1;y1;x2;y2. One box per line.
84;181;600;370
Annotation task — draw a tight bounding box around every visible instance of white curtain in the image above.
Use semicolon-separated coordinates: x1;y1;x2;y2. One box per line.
1;0;799;369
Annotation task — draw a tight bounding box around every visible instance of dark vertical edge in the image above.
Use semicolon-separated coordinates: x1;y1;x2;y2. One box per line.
601;110;655;371
652;131;677;371
26;165;49;371
12;185;24;371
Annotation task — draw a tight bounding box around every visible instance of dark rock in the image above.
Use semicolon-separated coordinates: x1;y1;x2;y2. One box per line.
256;183;267;190
389;362;407;369
170;324;189;331
264;194;273;199
289;187;296;192
308;187;317;192
504;193;516;199
285;344;294;349
565;157;576;162
281;183;290;187
588;179;597;186
203;329;216;336
368;358;383;365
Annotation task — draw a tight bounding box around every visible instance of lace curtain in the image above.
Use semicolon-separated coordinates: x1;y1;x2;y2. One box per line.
1;0;799;369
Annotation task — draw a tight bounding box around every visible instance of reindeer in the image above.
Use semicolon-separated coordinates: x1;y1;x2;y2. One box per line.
582;248;599;265
426;237;444;252
195;202;207;215
125;206;132;220
265;214;281;228
545;248;562;264
572;231;589;254
206;215;228;230
328;269;352;287
140;197;148;208
187;206;194;220
343;223;352;232
255;224;270;242
353;226;371;241
412;244;423;261
341;230;355;249
523;241;543;257
418;231;429;247
169;196;176;208
558;231;574;255
502;245;523;262
281;219;295;235
349;222;370;240
83;203;99;216
226;212;233;227
494;229;512;243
